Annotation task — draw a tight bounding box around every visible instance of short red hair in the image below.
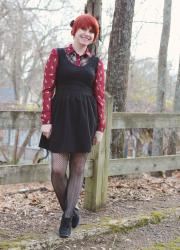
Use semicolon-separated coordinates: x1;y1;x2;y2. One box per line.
71;14;99;42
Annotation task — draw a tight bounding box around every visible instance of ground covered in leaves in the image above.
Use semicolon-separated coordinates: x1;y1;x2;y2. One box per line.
0;172;179;249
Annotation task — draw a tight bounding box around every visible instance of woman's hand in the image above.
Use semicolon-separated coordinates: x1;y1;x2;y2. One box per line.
41;124;52;139
93;136;98;145
93;131;103;145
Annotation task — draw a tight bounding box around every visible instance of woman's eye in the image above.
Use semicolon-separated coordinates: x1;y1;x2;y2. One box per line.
81;27;94;34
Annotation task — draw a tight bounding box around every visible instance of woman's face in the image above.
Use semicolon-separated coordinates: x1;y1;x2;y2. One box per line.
74;27;95;46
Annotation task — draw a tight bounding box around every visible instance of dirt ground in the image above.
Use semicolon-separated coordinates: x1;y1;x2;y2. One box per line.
0;172;179;249
46;215;180;250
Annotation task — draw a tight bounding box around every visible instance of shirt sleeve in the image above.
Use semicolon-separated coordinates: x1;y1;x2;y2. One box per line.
94;58;106;132
41;48;58;125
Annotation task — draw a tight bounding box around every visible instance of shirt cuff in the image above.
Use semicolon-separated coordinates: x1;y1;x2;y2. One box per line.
41;124;52;133
95;131;103;142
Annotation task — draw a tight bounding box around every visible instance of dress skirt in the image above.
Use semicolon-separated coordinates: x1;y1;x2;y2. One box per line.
39;85;99;153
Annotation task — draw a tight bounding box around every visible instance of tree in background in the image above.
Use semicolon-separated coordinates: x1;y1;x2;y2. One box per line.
166;56;180;176
0;0;74;164
106;0;135;158
152;0;172;156
0;0;70;104
127;58;175;112
85;0;102;54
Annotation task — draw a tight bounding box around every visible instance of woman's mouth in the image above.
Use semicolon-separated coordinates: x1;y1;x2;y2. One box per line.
80;35;91;40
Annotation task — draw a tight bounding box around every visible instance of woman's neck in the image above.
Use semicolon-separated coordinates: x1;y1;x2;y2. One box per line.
72;41;87;56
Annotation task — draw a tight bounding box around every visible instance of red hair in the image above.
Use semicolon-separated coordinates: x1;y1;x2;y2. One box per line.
71;14;99;42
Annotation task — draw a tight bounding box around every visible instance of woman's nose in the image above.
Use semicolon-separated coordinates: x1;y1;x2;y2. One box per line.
84;29;91;35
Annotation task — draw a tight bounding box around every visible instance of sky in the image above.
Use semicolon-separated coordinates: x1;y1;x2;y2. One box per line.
29;0;180;73
132;0;180;73
101;0;180;73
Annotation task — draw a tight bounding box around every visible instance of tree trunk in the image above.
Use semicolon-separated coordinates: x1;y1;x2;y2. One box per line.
16;128;36;163
166;56;180;176
12;129;20;164
173;57;180;113
85;0;102;54
152;0;172;157
11;5;23;102
106;0;135;158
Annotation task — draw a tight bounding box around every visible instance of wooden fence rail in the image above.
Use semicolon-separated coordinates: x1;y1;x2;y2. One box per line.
112;112;180;129
0;92;180;210
1;154;180;185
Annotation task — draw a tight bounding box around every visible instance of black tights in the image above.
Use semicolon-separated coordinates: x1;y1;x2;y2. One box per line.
51;152;88;218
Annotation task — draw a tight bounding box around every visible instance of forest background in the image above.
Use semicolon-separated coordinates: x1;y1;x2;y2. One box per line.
0;0;180;163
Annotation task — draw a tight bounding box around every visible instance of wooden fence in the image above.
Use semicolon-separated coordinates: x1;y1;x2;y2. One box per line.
0;93;180;210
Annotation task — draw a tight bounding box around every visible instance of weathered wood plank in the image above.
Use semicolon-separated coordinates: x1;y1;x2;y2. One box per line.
109;155;180;175
101;93;113;205
0;163;50;184
0;110;41;129
84;93;113;211
1;110;180;130
1;154;180;185
0;161;93;185
112;112;180;129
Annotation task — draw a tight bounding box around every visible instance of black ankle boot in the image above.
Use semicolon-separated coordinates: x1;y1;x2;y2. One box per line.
59;214;72;238
72;208;80;228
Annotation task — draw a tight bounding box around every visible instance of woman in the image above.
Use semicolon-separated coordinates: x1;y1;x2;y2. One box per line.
39;14;105;238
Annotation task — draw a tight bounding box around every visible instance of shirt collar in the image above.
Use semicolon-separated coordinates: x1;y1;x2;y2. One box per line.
65;44;91;57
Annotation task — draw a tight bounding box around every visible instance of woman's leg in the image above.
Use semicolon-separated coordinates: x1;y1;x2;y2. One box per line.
51;152;69;211
64;152;88;218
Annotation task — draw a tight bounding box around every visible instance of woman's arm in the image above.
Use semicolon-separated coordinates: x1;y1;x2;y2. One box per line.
94;58;106;142
41;48;58;125
40;48;58;138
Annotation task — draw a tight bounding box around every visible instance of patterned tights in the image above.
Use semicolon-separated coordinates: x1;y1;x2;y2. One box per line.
51;152;88;218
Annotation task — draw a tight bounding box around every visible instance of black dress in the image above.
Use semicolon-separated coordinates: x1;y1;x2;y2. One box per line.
39;48;99;153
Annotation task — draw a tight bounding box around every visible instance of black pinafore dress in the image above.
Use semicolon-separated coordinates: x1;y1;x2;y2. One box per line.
39;48;99;153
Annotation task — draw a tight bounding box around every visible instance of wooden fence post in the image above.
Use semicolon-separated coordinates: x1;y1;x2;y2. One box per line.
84;92;113;211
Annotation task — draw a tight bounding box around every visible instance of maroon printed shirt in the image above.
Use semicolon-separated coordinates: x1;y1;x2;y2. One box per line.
41;44;106;133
